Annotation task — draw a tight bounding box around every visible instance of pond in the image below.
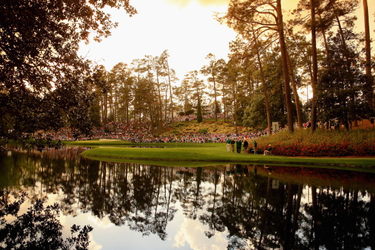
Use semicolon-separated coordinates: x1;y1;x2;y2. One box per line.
1;147;375;250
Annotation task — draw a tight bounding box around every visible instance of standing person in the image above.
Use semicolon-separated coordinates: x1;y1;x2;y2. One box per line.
226;137;231;152
253;140;257;154
236;138;242;153
230;137;235;152
243;139;249;153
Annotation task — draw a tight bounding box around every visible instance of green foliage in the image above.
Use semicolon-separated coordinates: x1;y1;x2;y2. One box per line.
243;91;267;129
317;30;367;128
241;47;290;130
199;128;209;134
0;1;136;137
18;135;63;150
89;101;102;127
174;122;185;128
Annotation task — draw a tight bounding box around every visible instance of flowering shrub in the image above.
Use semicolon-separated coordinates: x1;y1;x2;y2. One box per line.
257;128;375;156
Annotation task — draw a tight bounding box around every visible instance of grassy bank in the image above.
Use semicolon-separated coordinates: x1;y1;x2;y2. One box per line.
77;141;375;171
68;125;375;171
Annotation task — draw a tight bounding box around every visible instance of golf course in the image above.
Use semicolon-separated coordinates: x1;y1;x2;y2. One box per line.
64;139;374;175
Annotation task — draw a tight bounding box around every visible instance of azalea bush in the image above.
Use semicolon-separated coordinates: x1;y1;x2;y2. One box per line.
256;128;375;156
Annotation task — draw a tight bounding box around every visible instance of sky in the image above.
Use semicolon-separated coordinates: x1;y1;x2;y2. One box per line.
78;0;375;82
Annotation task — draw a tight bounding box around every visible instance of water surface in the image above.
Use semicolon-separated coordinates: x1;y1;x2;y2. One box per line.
1;147;374;249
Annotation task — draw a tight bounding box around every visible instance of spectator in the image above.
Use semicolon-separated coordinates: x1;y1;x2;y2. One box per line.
226;137;231;152
230;138;235;152
253;140;257;154
236;138;242;153
263;144;272;156
243;139;248;153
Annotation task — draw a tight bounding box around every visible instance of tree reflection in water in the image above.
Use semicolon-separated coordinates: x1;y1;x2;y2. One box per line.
0;148;375;249
0;191;92;249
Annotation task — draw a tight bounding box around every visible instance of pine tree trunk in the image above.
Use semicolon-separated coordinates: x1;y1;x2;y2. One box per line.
277;0;294;133
363;0;373;108
311;0;318;132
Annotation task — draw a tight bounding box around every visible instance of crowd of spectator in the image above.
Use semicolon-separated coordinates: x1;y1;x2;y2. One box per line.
33;116;372;144
29;114;272;144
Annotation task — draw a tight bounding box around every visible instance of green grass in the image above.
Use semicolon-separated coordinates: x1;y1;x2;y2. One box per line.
78;141;375;171
66;127;375;171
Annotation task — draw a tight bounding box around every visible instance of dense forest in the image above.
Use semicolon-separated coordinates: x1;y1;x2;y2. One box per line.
0;0;374;138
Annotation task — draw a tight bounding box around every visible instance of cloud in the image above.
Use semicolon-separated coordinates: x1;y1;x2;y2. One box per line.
173;216;228;250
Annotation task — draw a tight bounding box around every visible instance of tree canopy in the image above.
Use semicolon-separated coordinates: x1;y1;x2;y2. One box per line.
1;0;374;138
0;0;136;137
